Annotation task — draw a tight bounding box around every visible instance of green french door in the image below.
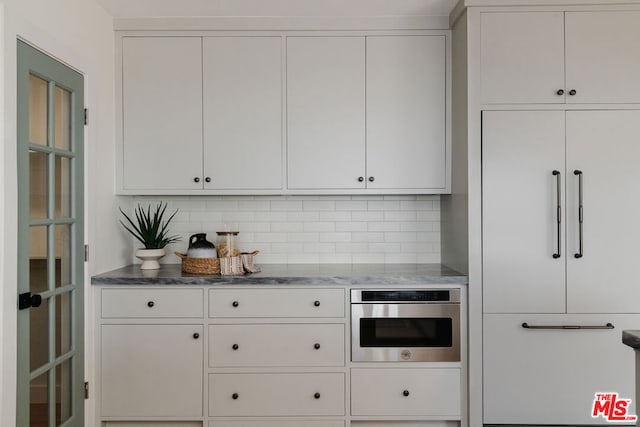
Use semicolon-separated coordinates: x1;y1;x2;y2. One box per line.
16;40;85;427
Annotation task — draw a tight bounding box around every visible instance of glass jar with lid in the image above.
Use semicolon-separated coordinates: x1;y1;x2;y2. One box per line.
216;231;239;258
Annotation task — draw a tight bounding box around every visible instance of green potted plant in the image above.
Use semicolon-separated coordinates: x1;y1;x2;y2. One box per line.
119;202;180;269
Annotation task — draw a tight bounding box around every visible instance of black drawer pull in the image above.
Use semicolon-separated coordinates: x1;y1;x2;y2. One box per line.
314;392;321;399
232;393;239;400
232;344;239;350
314;343;321;350
403;390;410;397
147;301;154;308
192;333;199;339
232;301;239;308
522;322;614;330
313;300;321;307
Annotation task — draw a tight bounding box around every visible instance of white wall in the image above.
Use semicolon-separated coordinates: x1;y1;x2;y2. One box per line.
125;195;442;265
0;0;121;425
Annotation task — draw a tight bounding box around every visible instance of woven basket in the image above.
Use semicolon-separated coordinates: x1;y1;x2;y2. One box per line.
175;252;221;275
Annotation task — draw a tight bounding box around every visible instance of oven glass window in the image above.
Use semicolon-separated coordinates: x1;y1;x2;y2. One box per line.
360;318;453;347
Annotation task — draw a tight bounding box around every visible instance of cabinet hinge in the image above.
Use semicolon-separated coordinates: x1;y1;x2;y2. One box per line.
84;108;88;126
84;244;89;262
84;381;89;399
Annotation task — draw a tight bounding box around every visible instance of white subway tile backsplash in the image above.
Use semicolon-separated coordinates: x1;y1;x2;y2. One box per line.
133;195;440;264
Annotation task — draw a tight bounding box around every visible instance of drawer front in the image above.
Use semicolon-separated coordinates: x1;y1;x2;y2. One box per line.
104;423;202;427
210;422;344;427
351;368;461;417
209;289;344;318
209;373;345;416
210;324;345;367
484;313;639;425
102;288;203;318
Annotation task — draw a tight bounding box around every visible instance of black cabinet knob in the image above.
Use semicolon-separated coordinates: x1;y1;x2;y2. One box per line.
205;177;211;183
358;176;364;182
30;294;42;308
232;301;239;307
314;392;321;399
194;177;200;183
403;390;410;397
569;89;577;96
556;89;565;96
193;333;200;339
368;176;375;182
314;343;321;350
313;300;321;307
232;344;239;350
232;393;239;400
147;301;154;308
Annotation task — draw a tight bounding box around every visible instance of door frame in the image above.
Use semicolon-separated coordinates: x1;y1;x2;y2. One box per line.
0;9;91;423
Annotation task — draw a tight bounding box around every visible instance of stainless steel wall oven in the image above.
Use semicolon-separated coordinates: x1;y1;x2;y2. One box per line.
351;289;460;362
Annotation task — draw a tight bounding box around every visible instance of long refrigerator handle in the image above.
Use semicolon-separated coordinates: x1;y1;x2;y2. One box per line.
553;170;561;259
574;170;584;259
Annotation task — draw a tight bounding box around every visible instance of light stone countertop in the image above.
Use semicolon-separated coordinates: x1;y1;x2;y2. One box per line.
91;263;467;286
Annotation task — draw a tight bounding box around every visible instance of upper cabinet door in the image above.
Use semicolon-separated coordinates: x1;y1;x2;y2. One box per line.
565;11;640;104
287;37;366;190
480;12;565;105
482;110;566;314
122;37;203;190
203;37;283;190
566;111;640;313
366;36;447;190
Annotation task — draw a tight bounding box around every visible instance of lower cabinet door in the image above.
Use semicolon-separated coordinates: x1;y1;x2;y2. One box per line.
209;373;345;416
350;368;461;418
484;314;639;424
101;324;203;417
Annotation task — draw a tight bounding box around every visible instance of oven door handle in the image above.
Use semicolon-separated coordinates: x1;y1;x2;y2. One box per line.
521;322;614;330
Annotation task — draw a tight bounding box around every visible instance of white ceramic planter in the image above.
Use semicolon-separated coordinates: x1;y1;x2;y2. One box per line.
135;248;166;270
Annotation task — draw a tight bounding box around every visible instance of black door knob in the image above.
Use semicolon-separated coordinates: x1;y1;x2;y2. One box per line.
313;300;321;307
30;294;42;308
232;393;239;400
232;301;239;307
205;177;211;183
569;89;577;96
368;176;375;182
556;89;565;95
358;176;364;182
314;343;321;350
147;301;154;308
193;332;200;339
232;344;239;350
403;390;410;397
314;392;321;399
18;292;42;310
194;177;200;183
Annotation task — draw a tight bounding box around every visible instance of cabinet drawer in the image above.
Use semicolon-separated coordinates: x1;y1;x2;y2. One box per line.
209;289;344;318
105;423;202;427
484;313;638;425
102;288;203;318
210;422;344;427
350;368;461;417
209;373;345;416
209;324;344;367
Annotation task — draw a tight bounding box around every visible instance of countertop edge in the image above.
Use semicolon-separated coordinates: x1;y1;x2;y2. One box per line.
91;263;469;286
623;330;640;349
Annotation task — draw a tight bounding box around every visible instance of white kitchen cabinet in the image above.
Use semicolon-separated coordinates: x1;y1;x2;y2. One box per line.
351;368;461;418
209;373;345;417
120;36;283;193
287;35;449;192
366;36;447;190
481;11;640;104
210;422;344;427
202;37;282;190
484;313;639;425
286;36;366;190
101;324;203;417
209;323;344;367
483;110;640;314
122;37;203;191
